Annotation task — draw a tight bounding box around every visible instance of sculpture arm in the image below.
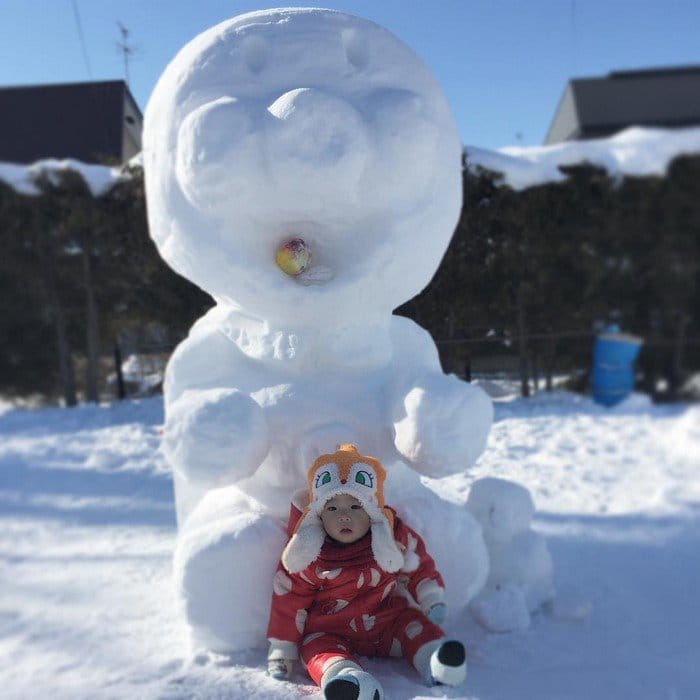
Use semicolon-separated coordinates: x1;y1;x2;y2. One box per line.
162;314;270;485
163;386;270;485
389;317;493;478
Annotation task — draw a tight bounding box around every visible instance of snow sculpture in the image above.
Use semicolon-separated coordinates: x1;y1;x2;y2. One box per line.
466;478;554;632
143;8;492;652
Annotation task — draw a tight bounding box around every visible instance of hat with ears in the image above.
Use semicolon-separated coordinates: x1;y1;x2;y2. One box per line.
281;444;404;574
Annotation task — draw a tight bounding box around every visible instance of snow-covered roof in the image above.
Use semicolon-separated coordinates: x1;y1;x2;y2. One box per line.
466;125;700;191
0;158;127;197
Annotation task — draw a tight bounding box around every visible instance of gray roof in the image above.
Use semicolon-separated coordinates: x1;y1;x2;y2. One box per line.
0;80;142;164
545;65;700;144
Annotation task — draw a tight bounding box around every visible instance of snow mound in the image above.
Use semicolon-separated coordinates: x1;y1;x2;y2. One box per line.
607;391;654;414
466;125;700;191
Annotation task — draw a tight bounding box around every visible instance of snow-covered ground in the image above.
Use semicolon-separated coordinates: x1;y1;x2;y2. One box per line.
1;388;699;699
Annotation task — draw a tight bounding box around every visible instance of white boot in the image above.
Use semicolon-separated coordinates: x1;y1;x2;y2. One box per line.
321;660;384;700
414;638;467;687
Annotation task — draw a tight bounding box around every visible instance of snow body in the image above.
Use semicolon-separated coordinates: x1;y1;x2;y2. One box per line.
143;8;492;652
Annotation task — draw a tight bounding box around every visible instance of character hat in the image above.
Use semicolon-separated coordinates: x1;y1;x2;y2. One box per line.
281;444;404;574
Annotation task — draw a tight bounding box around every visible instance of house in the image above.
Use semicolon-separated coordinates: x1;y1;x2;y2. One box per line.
545;65;700;144
0;80;142;164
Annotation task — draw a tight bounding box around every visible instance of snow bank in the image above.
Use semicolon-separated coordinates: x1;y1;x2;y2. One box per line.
466;125;700;190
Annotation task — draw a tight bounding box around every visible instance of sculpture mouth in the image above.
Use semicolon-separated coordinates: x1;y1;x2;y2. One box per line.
275;236;334;286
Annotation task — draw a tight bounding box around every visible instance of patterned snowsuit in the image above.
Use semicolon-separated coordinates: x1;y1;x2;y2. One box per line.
267;504;446;686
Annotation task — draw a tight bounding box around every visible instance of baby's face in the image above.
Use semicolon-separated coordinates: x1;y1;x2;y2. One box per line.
320;493;371;544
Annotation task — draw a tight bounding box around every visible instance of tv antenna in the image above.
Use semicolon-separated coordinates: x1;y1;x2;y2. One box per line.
116;22;136;85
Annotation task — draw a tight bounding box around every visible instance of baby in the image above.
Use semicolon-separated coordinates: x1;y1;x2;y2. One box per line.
267;444;467;699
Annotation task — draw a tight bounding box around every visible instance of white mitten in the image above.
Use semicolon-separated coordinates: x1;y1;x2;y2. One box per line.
417;579;447;624
426;602;447;625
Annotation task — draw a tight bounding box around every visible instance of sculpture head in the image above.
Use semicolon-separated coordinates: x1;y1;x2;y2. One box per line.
144;8;461;327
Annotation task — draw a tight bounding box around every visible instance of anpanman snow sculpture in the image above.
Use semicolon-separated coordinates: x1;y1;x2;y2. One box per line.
143;8;493;651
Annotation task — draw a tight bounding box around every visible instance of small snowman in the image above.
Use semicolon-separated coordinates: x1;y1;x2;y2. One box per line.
466;478;555;632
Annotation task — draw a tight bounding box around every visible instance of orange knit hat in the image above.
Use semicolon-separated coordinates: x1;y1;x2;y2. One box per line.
281;444;404;574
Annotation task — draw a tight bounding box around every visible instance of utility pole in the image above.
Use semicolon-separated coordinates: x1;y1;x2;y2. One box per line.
116;22;135;85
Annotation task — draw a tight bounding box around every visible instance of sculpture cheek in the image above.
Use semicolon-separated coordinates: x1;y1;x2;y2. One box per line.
176;97;263;212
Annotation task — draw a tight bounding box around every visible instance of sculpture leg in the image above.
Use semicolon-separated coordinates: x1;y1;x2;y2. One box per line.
174;485;286;652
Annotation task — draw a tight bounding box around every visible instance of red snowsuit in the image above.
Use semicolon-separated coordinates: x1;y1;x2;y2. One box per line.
267;503;446;686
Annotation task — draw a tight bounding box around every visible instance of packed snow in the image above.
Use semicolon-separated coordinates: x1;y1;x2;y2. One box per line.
1;388;699;699
143;7;492;655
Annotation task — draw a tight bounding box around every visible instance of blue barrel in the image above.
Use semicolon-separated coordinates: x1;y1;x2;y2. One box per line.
591;330;643;406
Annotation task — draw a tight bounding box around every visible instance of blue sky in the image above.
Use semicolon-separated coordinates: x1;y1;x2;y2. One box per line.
1;0;698;149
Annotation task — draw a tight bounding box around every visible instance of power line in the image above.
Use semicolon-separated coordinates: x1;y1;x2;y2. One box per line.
71;0;93;79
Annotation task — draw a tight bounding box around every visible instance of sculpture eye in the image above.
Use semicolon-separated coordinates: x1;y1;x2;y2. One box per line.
315;471;332;488
355;470;373;487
